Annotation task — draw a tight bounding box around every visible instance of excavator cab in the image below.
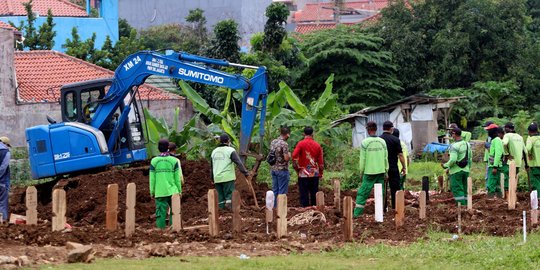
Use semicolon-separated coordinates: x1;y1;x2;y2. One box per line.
26;78;146;179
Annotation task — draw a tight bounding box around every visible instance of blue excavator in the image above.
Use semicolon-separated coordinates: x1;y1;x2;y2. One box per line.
25;51;268;180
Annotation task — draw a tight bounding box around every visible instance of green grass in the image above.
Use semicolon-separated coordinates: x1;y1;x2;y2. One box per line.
406;161;487;192
40;232;540;270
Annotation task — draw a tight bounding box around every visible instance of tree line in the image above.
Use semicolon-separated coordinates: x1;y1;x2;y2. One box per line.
12;0;540;131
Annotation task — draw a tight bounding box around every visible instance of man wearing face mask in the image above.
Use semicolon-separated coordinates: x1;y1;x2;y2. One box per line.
486;124;504;197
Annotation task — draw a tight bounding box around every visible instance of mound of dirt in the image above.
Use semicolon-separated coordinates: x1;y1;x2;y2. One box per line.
5;160;540;248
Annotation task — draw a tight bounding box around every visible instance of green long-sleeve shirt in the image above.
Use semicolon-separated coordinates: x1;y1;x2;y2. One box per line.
489;137;504;168
149;155;182;198
443;140;472;174
502;132;527;168
526;135;540;167
359;136;389;175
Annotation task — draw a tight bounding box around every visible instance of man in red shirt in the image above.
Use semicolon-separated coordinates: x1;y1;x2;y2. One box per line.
292;126;324;207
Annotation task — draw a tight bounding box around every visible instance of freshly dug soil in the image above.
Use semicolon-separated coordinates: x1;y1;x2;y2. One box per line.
4;160;539;248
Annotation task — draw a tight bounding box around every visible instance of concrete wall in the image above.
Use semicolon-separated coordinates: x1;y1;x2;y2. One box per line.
0;28;194;148
0;0;118;52
118;0;272;47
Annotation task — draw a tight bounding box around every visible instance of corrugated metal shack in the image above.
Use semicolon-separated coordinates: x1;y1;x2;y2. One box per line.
332;94;462;156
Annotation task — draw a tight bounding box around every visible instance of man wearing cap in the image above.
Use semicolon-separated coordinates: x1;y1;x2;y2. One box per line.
526;123;540;191
502;122;527;191
354;121;388;217
483;121;494;189
486;124;504;197
0;137;11;222
379;121;406;209
447;123;471;142
442;128;472;205
211;134;249;209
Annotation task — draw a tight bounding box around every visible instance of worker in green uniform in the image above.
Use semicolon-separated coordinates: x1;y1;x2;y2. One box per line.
447;123;472;142
502;122;527;190
354;121;389;217
393;129;408;190
526;123;540;191
211;134;249;209
486;124;504;197
149;139;183;229
441;128;472;205
483;121;494;189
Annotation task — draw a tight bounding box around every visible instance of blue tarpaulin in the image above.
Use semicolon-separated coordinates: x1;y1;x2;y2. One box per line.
423;142;450;154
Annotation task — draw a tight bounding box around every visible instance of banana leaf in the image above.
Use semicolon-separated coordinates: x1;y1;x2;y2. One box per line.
280;82;309;118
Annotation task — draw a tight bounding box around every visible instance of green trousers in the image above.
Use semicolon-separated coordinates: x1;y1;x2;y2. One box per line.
215;180;235;209
530;167;540;191
487;167;502;196
354;173;384;217
450;171;468;206
155;196;172;229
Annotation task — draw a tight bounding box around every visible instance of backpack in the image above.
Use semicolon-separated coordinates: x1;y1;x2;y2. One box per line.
267;148;277;166
457;142;469;168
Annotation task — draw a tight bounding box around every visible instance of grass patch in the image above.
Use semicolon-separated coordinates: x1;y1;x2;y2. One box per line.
41;232;540;270
406;161;487;192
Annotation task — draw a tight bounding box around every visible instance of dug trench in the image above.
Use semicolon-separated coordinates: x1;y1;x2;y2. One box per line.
2;160;539;255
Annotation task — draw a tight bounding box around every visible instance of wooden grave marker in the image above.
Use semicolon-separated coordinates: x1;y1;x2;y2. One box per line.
419;191;426;219
208;189;219;237
277;194;287;238
437;175;444;193
316;191;325;211
171;193;182;232
508;161;517;210
125;183;136;237
467;177;473;210
232;190;241;233
500;173;505;199
458;202;462;235
374;183;383;222
106;184;119;231
25;186;38;225
395;190;405;227
334;180;341;212
343;196;353;241
52;189;66;231
531;190;538;225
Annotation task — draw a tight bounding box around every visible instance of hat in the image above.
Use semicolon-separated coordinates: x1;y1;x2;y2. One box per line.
219;133;230;144
484;123;499;130
383;121;394;130
0;137;11;147
450;127;462;136
504;122;515;130
483;121;494;127
446;123;458;130
529;123;538;132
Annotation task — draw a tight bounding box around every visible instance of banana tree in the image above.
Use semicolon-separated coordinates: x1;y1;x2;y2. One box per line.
143;107;199;158
178;81;241;148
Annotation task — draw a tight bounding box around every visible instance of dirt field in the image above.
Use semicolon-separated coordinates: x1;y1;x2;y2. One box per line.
2;160;538;266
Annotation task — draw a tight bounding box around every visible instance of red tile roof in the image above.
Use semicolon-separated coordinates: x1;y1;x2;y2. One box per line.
294;0;388;22
14;51;180;103
0;20;16;30
295;22;341;34
295;14;382;34
0;0;88;17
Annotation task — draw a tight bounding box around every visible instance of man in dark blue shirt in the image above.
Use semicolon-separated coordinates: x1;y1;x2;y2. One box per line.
379;121;406;210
